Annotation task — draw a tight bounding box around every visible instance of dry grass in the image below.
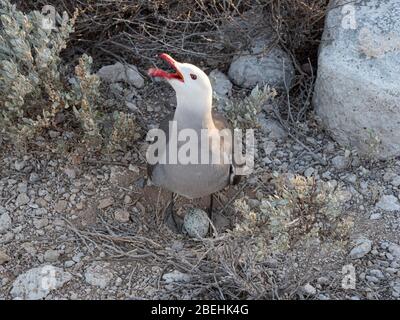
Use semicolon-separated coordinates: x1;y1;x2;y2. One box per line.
14;0;329;70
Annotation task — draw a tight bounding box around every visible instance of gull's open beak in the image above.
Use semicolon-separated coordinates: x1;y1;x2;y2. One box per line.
148;53;184;82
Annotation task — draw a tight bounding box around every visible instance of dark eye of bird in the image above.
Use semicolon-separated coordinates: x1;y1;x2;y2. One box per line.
190;74;197;80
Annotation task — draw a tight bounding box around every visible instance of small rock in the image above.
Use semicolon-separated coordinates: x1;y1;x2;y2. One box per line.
370;212;382;220
162;270;191;284
376;195;400;212
97;62;144;88
123;195;132;204
0;212;12;234
126;101;137;112
29;173;40;183
16;193;30;207
391;281;400;298
33;218;49;229
304;167;315;178
44;250;60;263
349;238;372;259
0;250;10;265
369;269;384;279
228;38;294;89
10;266;72;300
54;200;68;213
64;168;76;179
183;208;210;238
98;197;114;209
64;260;75;268
209;69;232;97
301;283;317;296
391;176;400;187
84;262;114;288
48;130;60;138
331;155;349;170
388;243;400;259
114;209;130;223
14;160;26;171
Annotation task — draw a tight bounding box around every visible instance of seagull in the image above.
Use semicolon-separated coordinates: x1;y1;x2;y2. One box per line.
147;53;240;226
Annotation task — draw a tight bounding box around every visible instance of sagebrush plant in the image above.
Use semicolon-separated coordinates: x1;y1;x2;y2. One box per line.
0;0;76;144
0;1;140;151
234;174;352;255
219;85;277;129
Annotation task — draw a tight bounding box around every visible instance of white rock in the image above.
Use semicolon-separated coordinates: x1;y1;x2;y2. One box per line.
97;62;144;88
391;280;400;298
209;69;232;97
391;175;400;187
162;270;191;284
388;243;400;259
376;195;400;212
44;250;60;263
302;283;317;296
14;160;26;171
16;193;30;207
331;155;349;170
228;38;294;89
349;238;372;259
183;208;210;238
313;0;400;159
0;212;11;234
10;266;72;300
84;262;114;288
369;212;382;220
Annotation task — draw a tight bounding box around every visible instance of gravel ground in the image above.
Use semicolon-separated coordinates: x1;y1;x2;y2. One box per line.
1;86;400;300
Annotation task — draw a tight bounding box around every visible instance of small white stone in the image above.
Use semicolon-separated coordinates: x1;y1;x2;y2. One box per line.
349;238;372;259
16;193;30;207
0;212;12;234
302;283;317;296
162;270;191;284
376;195;400;212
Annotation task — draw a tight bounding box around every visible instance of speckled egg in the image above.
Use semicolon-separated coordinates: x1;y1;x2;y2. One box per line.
183;208;210;238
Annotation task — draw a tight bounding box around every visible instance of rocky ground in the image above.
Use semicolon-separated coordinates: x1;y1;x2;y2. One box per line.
1;85;400;299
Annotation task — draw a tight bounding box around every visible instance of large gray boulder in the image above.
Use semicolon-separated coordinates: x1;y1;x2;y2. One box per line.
313;0;400;159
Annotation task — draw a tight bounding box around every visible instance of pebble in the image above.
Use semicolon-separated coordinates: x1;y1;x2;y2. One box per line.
162;270;191;284
114;209;130;223
331;156;349;170
375;195;400;212
64;168;76;179
370;212;382;220
0;212;12;234
98;197;114;209
14;160;26;171
44;250;60;262
55;200;68;213
0;250;10;265
33;218;49;229
349;238;372;259
16;193;30;207
301;283;317;296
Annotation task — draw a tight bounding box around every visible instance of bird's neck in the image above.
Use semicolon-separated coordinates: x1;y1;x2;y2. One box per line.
174;93;214;129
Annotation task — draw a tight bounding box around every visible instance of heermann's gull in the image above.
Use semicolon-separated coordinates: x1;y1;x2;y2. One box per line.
147;53;240;223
